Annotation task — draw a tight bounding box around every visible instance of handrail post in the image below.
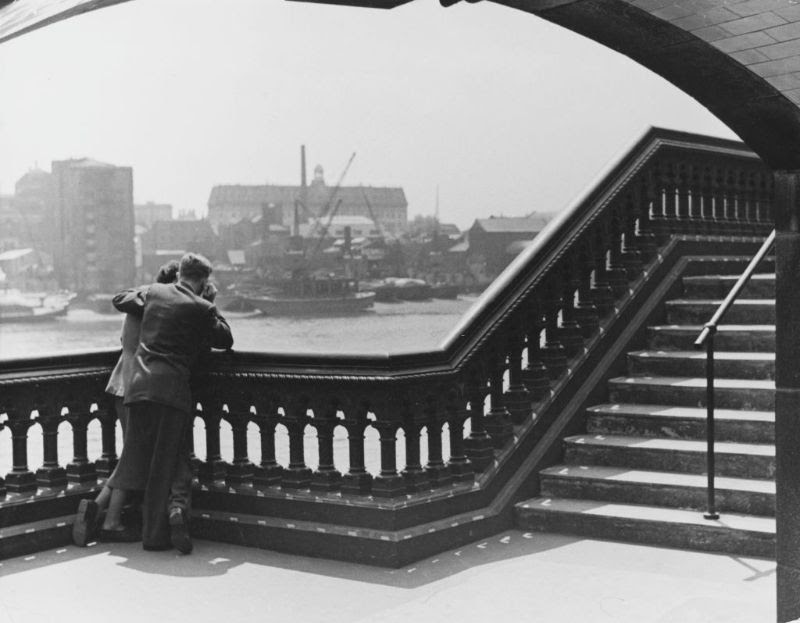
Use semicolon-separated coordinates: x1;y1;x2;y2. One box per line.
693;230;774;520
703;325;719;520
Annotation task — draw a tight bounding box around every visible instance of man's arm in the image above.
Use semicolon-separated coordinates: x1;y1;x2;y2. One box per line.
206;306;234;350
112;286;148;318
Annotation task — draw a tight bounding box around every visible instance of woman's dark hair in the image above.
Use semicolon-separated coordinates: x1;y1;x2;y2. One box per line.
156;260;180;284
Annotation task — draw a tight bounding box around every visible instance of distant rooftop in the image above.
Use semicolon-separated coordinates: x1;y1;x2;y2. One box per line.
472;215;552;233
209;184;407;212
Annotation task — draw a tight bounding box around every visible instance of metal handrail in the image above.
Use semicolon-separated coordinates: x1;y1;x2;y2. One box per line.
693;229;775;520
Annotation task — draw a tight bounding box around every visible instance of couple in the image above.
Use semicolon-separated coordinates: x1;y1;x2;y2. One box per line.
72;252;233;554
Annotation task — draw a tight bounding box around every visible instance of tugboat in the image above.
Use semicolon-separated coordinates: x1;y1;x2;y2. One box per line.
242;274;375;316
230;146;380;316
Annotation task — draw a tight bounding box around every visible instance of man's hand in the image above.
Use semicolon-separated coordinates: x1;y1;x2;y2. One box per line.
202;282;218;303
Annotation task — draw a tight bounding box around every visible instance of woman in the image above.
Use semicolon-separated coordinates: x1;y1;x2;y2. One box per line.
72;261;180;545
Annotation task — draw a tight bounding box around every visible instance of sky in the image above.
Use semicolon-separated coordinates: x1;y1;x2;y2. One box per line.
0;0;738;229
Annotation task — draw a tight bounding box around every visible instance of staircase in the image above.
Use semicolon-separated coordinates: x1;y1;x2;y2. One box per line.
515;259;777;558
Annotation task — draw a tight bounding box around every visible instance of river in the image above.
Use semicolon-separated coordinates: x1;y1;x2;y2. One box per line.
0;297;480;477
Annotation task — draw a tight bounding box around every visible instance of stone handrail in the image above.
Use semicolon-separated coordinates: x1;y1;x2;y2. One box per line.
0;127;773;508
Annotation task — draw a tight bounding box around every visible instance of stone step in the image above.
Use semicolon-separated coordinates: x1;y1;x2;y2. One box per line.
539;464;774;516
682;256;775;278
682;274;775;299
608;375;775;410
562;434;774;479
646;325;774;351
665;299;774;324
627;350;774;379
514;496;775;558
586;403;774;443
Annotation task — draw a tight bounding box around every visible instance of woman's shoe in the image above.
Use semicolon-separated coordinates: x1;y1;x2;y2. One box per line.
72;499;99;547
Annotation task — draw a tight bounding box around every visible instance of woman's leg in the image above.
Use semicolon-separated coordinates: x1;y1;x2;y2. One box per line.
100;487;128;531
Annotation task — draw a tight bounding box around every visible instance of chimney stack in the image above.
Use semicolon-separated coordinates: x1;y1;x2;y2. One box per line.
301;145;307;188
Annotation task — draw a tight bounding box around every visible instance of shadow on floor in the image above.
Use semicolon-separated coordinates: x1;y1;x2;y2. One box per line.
1;528;775;590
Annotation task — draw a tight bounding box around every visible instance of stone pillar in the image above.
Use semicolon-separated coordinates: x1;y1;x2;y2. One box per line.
774;171;800;623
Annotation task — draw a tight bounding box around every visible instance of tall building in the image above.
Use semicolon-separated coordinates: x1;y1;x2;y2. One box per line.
0;168;56;254
208;159;408;236
51;158;135;294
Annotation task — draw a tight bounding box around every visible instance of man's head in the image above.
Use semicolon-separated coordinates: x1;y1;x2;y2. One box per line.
156;260;180;284
178;253;213;295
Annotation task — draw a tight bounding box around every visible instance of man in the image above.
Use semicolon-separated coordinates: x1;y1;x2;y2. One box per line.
72;261;181;547
103;253;232;552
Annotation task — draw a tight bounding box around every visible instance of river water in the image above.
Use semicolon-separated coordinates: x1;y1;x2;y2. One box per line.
0;297;480;478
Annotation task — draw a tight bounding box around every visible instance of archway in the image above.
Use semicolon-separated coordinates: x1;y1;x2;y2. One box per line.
3;0;799;619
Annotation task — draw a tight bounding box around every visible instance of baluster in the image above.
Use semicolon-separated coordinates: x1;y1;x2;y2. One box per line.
371;396;405;498
574;239;600;338
281;396;312;489
94;395;119;476
521;296;551;401
664;160;680;233
605;210;629;297
687;161;703;224
707;165;722;232
590;228;615;317
620;192;644;279
0;419;5;497
721;167;735;232
504;316;532;424
649;161;671;241
224;397;255;485
635;169;659;258
445;385;474;482
197;399;228;482
463;368;493;471
484;346;513;447
340;399;373;495
558;259;585;356
761;172;775;227
540;278;568;378
689;163;708;233
401;398;428;492
310;397;342;491
743;170;757;234
35;398;67;487
65;397;97;483
730;166;744;234
252;394;283;486
424;394;451;487
5;404;37;493
675;161;691;230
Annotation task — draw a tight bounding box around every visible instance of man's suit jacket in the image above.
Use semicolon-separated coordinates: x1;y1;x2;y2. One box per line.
112;281;233;412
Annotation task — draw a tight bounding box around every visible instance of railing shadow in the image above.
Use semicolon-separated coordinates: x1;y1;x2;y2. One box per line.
0;530;580;587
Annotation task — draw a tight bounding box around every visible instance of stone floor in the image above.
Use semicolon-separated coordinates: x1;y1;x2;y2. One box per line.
0;530;775;623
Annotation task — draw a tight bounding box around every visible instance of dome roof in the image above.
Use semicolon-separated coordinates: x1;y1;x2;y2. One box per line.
15;168;52;195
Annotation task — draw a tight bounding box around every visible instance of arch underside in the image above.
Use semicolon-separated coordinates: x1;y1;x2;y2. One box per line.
3;0;800;167
492;0;800;170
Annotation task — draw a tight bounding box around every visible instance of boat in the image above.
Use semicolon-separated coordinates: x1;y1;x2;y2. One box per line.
363;277;432;301
429;283;460;299
241;276;375;316
0;291;71;323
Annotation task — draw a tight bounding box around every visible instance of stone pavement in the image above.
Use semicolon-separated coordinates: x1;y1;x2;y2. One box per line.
0;530;775;623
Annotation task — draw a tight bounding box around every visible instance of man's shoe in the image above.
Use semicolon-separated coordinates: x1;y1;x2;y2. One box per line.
72;499;99;547
168;508;193;554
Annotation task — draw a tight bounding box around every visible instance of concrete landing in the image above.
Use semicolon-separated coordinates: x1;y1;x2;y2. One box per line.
0;530;775;623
